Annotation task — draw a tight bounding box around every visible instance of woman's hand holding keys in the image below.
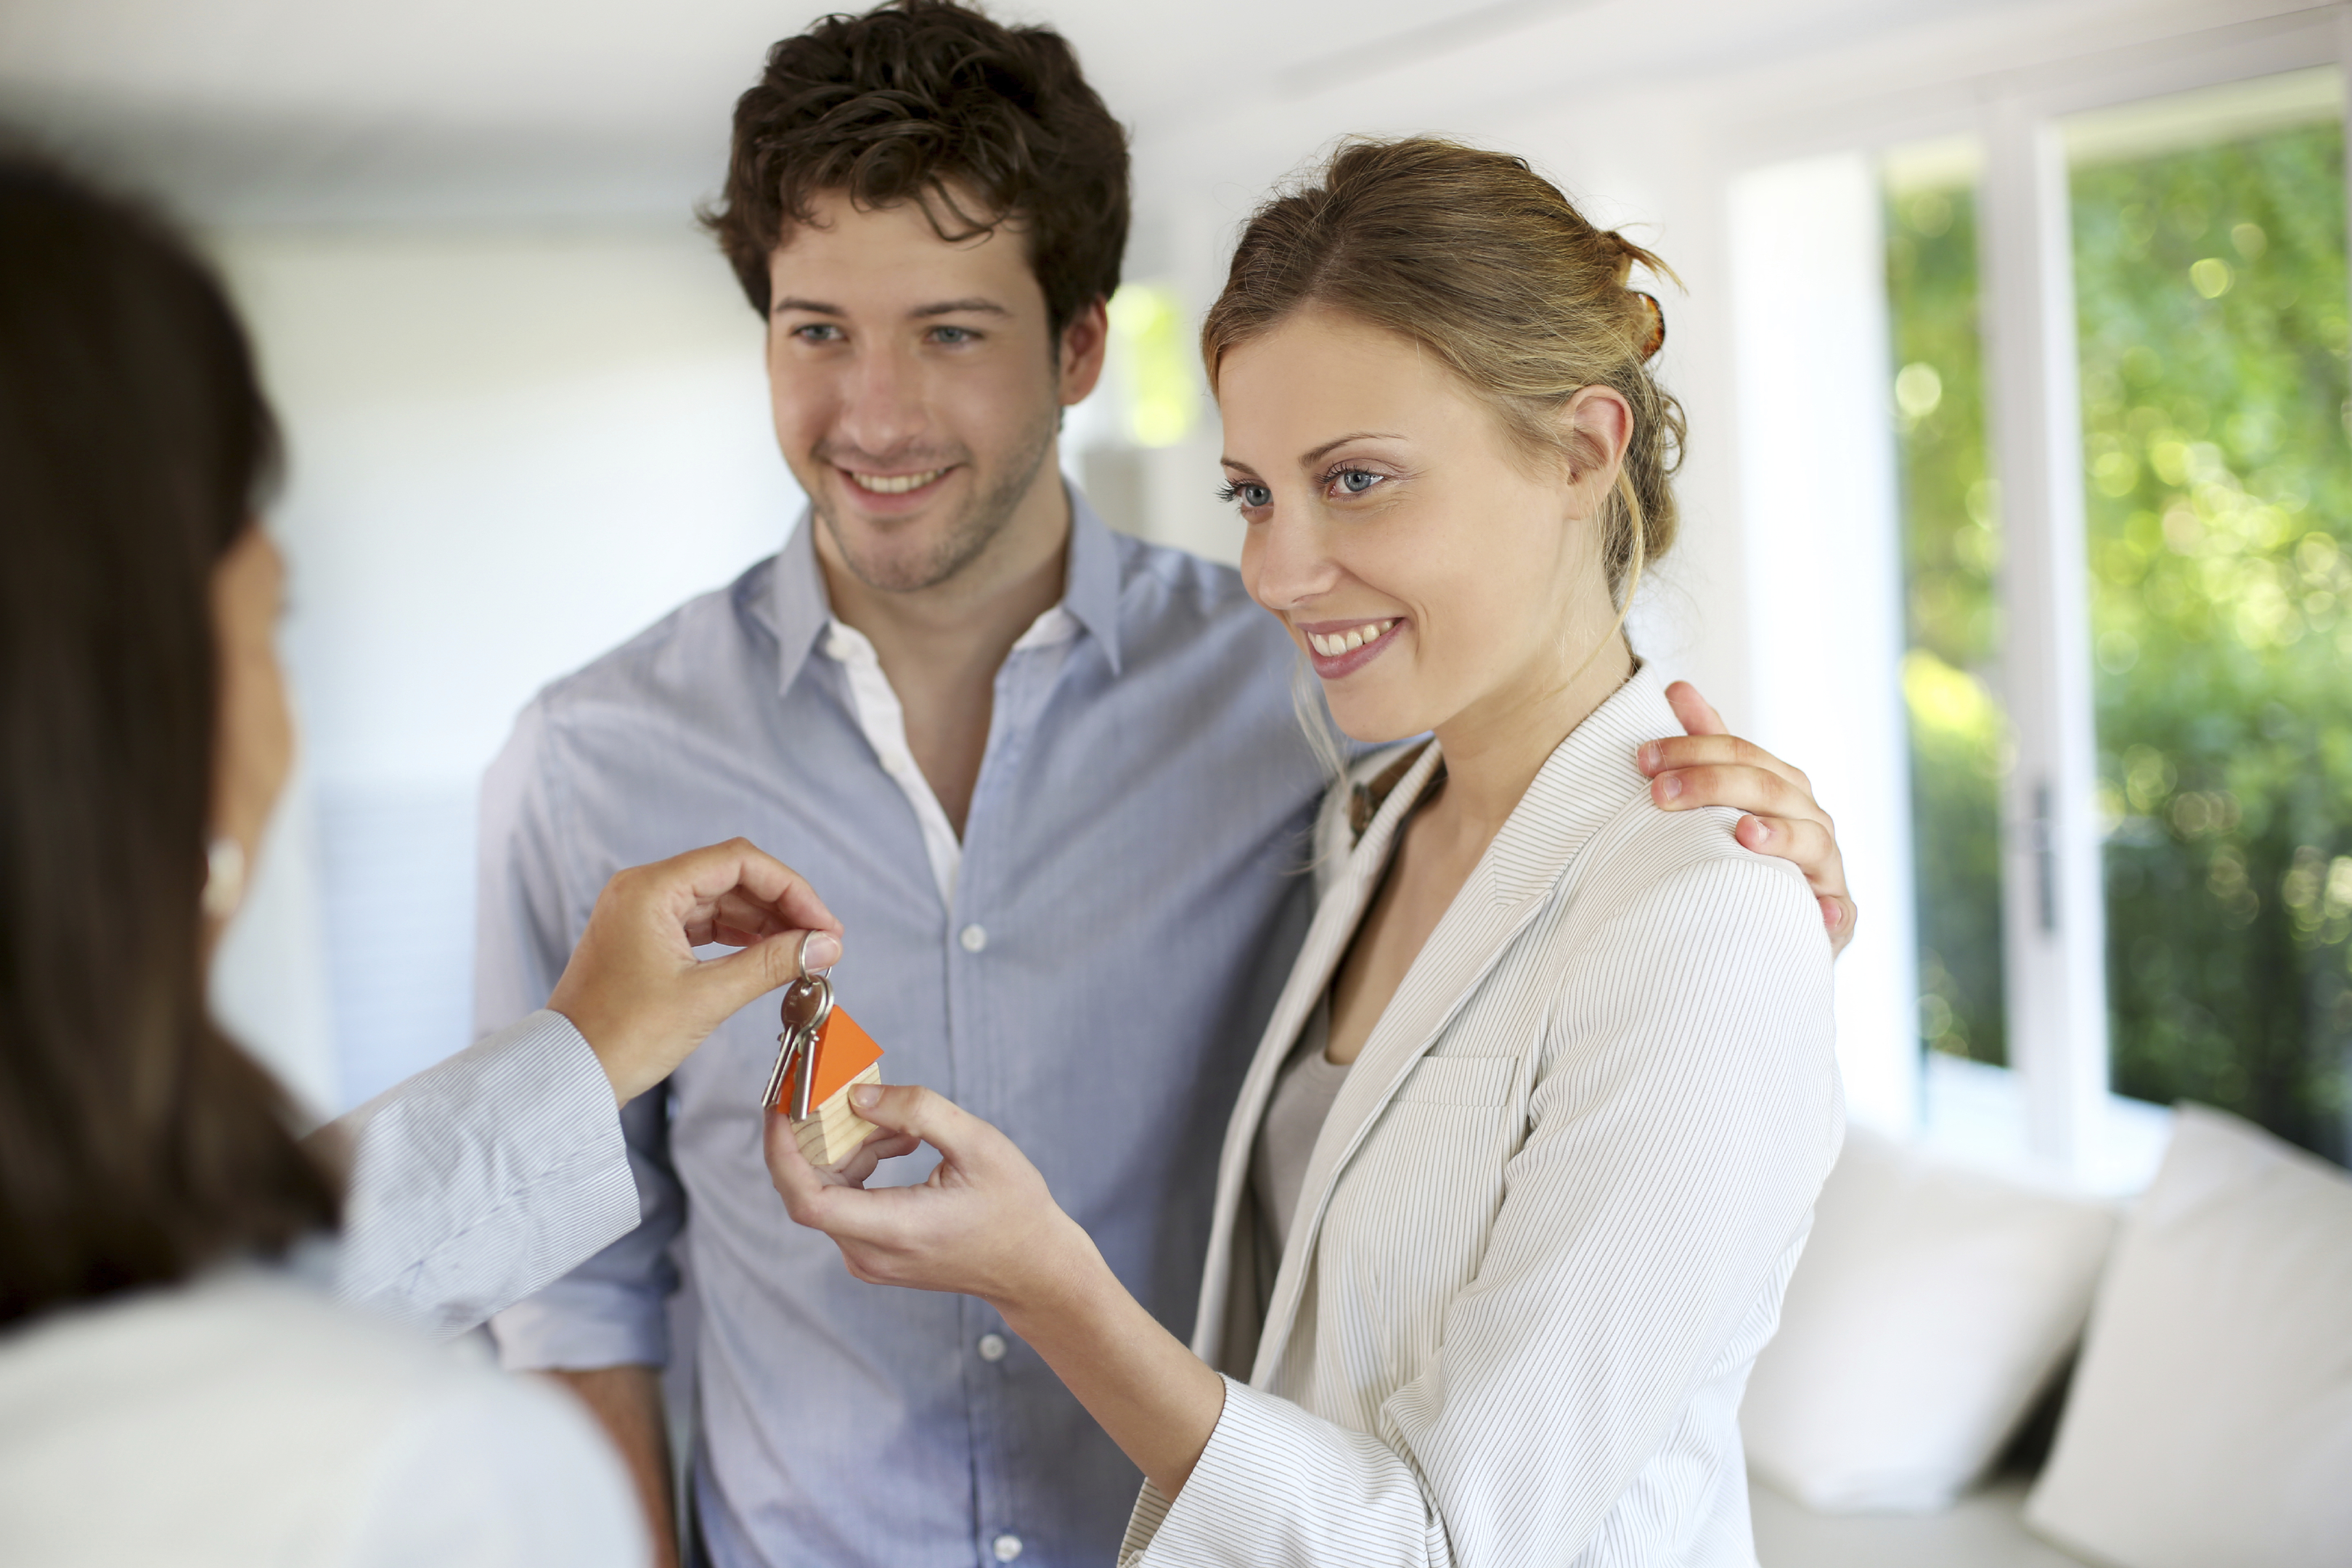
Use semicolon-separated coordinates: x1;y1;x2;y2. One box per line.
767;1087;1231;1500
766;1085;1088;1304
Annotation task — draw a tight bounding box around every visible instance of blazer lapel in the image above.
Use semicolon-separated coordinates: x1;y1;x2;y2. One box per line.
1185;742;1445;1364
1247;869;1551;1386
1248;665;1678;1387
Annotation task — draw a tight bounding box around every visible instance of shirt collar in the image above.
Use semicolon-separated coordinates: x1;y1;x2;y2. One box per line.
767;512;833;699
766;481;1126;696
1060;485;1124;676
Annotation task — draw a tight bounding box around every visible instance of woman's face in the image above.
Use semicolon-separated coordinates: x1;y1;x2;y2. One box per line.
208;526;294;931
1219;307;1628;746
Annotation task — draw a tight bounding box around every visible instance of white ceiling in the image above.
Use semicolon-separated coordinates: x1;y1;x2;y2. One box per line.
0;0;2292;226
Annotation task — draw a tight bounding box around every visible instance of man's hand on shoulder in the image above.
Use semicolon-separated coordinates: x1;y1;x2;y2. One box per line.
1637;682;1857;957
549;838;844;1103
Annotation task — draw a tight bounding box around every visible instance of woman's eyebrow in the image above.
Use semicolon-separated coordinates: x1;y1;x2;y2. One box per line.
1219;457;1266;478
1299;431;1405;467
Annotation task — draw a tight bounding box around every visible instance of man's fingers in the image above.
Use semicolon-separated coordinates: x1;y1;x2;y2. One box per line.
1651;762;1832;828
1663;679;1727;737
1823;895;1858;955
1639;732;1813;796
1731;814;1845;894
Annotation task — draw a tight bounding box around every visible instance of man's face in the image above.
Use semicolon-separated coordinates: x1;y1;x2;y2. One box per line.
764;187;1104;595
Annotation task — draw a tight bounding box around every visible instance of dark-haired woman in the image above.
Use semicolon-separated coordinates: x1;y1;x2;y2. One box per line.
775;139;1840;1567
0;157;841;1562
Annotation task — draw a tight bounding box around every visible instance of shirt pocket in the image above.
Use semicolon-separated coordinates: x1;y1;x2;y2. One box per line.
1389;1054;1518;1108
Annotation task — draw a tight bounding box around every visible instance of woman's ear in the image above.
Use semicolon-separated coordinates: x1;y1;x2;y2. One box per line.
1559;385;1633;486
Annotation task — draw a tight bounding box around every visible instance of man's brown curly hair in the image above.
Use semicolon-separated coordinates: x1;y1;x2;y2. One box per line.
703;0;1130;338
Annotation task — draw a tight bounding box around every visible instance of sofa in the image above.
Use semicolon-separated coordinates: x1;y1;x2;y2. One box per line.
1740;1104;2352;1568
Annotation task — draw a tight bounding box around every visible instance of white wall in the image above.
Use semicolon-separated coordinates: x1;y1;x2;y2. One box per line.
212;223;801;1109
1728;154;1922;1135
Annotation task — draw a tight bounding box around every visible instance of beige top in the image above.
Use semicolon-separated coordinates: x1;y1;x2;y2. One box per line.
1250;996;1352;1258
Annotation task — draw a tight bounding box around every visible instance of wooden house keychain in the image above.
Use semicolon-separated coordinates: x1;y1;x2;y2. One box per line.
761;932;886;1167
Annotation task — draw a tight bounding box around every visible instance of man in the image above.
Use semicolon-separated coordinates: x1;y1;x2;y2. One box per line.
481;5;1853;1565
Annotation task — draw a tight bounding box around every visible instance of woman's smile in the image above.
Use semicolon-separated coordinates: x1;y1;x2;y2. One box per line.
1297;616;1405;678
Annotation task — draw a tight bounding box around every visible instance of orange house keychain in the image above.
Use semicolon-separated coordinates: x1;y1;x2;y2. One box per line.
762;933;885;1168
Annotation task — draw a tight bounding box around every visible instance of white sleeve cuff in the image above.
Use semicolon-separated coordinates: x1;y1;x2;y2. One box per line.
1119;1377;1437;1567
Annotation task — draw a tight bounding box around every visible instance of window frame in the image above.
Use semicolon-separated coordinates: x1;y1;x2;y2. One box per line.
1724;7;2351;1183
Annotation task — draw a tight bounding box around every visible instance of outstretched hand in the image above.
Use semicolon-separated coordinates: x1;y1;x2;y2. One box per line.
548;838;844;1104
1638;682;1857;955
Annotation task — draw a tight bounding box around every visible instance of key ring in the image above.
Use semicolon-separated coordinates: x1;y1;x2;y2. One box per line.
797;928;834;981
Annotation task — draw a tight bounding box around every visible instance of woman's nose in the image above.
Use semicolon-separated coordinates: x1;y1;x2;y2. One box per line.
1246;506;1342;612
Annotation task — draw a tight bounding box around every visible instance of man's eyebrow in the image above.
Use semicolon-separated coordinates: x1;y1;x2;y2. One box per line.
770;297;843;317
1302;431;1405;465
910;298;1014;319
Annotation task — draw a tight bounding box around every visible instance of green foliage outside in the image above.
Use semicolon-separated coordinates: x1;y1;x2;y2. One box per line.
2074;123;2352;1163
1885;119;2352;1163
1887;181;2009;1069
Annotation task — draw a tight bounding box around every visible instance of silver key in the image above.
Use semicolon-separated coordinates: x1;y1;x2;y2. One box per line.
761;932;836;1114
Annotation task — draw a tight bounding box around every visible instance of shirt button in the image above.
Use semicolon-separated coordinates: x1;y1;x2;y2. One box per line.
959;923;989;953
992;1535;1023;1562
977;1333;1008;1362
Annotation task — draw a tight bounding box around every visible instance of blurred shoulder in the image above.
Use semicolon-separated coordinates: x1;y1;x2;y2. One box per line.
527;553;778;719
1109;531;1291;658
0;1267;634;1566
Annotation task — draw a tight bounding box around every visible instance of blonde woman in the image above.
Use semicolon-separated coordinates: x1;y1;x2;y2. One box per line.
771;139;1842;1566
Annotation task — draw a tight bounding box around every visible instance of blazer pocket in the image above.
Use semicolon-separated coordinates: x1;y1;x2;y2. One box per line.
1390;1055;1517;1108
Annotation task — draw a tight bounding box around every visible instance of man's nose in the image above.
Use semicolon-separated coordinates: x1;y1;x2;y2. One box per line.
834;343;928;457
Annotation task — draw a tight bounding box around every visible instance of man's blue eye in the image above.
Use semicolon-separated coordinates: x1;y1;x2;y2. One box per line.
1338;470;1381;494
933;326;973;343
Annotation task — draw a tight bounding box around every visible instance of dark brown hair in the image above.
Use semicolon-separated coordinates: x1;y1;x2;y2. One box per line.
1204;137;1687;611
0;152;338;1327
703;0;1129;336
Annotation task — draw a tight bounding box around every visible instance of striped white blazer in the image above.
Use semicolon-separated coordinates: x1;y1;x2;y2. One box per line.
1120;665;1842;1567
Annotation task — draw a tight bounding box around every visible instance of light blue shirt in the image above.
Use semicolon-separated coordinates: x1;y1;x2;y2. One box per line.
478;494;1323;1568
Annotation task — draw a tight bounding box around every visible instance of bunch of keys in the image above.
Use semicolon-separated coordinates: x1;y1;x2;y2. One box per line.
761;931;886;1167
762;931;836;1119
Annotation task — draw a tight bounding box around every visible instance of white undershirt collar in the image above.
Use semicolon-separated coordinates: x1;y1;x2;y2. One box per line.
821;607;1080;907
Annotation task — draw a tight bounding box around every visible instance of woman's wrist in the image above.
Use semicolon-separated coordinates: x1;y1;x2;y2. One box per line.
987;1208;1117;1334
991;1209;1227;1499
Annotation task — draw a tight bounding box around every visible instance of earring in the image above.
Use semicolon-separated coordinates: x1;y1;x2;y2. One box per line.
202;836;247;920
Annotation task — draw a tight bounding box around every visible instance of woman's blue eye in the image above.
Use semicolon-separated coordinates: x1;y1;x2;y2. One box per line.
1220;482;1273;510
1336;469;1381;494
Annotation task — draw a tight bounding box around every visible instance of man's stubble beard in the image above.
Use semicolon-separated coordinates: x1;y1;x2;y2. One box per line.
812;399;1060;596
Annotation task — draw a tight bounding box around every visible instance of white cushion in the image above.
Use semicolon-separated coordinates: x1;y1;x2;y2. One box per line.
2024;1104;2352;1568
1742;1125;2118;1511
